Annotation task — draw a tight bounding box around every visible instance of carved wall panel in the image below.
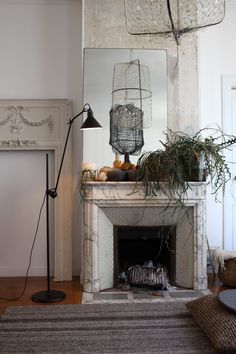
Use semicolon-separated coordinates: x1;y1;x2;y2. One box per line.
0;99;73;281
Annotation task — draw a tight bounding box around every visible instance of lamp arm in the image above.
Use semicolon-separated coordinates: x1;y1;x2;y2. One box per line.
48;104;90;199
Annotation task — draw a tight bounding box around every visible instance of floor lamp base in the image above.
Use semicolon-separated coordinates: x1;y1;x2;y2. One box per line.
31;290;65;303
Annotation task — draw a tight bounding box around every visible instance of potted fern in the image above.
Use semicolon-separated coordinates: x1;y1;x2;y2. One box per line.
136;128;236;202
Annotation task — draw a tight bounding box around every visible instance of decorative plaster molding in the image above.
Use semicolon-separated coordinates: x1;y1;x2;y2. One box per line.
0;106;53;135
0;139;37;147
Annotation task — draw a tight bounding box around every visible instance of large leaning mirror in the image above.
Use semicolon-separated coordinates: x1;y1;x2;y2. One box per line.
83;48;167;168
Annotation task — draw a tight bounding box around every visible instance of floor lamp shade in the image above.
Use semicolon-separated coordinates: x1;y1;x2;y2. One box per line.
80;106;102;130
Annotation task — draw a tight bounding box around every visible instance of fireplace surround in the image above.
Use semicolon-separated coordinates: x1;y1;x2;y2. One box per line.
81;181;207;293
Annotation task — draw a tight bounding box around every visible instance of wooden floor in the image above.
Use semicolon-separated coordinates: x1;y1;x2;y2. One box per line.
0;274;232;317
0;276;82;316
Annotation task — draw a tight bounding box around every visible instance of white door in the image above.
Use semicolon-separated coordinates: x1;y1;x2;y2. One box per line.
223;77;236;250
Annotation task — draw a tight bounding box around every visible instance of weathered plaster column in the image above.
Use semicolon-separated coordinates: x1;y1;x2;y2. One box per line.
82;0;199;132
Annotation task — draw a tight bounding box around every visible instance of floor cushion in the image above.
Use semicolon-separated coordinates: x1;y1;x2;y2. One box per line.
186;293;236;353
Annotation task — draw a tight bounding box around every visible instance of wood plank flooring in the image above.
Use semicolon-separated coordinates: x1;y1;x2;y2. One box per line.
0;274;232;317
0;276;82;316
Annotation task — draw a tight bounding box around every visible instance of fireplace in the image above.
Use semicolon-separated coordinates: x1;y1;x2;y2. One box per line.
114;226;176;287
81;182;207;292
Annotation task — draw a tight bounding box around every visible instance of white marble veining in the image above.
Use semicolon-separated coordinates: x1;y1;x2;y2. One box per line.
81;182;207;292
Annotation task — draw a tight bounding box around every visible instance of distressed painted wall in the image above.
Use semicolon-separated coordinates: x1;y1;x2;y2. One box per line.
82;0;199;166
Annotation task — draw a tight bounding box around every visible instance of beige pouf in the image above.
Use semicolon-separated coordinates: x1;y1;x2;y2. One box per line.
210;248;236;286
218;257;236;287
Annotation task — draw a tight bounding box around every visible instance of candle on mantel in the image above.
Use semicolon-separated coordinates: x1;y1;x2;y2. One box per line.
81;162;97;181
81;162;97;171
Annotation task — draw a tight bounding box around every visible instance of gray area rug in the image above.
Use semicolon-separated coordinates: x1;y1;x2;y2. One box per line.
0;302;217;353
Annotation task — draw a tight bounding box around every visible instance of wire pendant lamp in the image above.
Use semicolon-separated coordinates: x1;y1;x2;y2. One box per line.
109;103;144;156
112;59;152;128
109;58;152;158
124;0;225;44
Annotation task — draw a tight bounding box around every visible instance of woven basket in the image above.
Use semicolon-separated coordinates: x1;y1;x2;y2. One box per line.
127;265;169;288
218;257;236;286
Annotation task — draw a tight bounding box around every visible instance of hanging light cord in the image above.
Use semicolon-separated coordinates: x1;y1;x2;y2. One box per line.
0;193;46;302
166;0;180;45
166;0;180;70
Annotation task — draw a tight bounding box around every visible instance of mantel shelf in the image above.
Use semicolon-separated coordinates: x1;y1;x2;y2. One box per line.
83;181;207;203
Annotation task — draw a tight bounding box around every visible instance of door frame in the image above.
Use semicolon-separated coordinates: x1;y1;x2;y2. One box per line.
222;76;236;250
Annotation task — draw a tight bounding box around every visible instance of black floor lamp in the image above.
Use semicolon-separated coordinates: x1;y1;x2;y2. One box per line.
31;103;102;303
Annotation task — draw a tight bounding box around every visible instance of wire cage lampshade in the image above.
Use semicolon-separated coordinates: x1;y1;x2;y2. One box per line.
124;0;225;44
109;58;151;159
112;59;152;128
109;103;144;156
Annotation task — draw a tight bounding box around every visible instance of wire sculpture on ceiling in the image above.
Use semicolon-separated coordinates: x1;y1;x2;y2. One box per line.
124;0;225;45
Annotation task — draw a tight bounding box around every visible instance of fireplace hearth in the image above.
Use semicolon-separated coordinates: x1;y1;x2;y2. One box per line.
81;182;207;293
115;225;176;288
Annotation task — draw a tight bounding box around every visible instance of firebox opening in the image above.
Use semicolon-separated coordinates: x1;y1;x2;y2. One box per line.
114;225;176;289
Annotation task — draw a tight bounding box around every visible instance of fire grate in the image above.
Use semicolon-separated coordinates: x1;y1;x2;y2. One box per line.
127;264;169;290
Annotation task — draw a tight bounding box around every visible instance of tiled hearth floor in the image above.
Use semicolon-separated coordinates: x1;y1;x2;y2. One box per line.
82;288;211;304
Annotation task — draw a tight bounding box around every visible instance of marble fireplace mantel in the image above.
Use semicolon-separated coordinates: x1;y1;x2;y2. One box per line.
81;182;207;293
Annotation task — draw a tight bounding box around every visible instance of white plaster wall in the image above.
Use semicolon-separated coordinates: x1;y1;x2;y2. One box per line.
198;0;236;248
0;0;82;276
